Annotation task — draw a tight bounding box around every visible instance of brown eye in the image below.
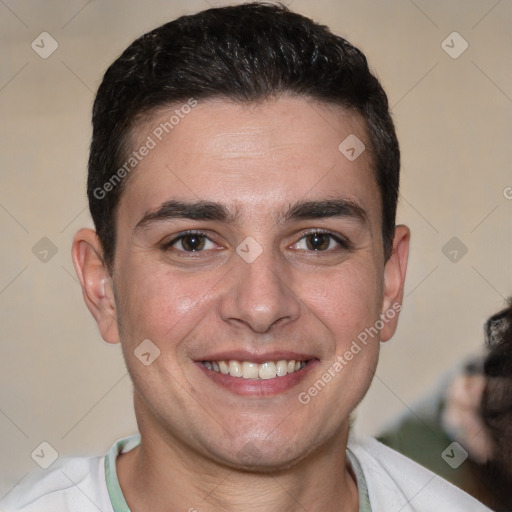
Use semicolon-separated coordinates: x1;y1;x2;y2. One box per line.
163;232;217;252
305;233;331;251
293;231;349;252
180;234;206;251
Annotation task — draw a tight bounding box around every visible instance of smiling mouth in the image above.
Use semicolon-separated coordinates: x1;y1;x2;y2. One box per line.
201;359;309;380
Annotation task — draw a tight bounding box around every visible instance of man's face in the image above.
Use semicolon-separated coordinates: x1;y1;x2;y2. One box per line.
87;97;407;469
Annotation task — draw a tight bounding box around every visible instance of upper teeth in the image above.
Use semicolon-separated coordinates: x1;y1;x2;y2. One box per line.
203;360;306;379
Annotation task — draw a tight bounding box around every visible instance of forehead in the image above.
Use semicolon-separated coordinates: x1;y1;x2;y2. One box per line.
117;96;380;228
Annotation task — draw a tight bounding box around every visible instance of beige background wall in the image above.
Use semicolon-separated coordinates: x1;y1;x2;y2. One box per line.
1;0;511;496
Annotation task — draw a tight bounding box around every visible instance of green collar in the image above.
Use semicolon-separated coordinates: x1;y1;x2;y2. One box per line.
105;435;140;512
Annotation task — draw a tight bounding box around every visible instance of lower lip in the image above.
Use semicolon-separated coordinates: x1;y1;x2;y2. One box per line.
195;360;319;397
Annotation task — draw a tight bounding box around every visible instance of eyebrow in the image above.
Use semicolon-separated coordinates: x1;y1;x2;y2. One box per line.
283;197;368;225
135;200;235;231
134;197;368;231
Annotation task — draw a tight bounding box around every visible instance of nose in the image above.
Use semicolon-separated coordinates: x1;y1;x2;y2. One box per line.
218;248;301;334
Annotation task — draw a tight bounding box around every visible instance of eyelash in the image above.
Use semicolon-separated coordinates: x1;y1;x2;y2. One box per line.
160;230;214;254
161;229;351;253
294;229;351;251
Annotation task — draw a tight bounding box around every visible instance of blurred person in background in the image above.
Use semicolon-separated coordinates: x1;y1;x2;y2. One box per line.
379;298;512;511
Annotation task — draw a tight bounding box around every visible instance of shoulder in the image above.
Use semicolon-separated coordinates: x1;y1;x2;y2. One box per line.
0;454;111;512
348;436;491;512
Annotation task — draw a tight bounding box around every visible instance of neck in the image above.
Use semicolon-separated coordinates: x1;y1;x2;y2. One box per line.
118;432;358;512
117;399;359;512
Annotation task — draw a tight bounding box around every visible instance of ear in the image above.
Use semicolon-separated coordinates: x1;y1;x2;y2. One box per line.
380;225;410;342
72;228;120;344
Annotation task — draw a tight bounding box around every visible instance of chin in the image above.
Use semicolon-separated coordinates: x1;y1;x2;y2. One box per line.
204;431;322;474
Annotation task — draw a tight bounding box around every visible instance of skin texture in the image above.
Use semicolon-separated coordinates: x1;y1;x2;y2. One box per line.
73;96;410;511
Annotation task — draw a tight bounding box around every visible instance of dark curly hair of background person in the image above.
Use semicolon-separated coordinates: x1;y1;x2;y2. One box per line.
480;298;512;511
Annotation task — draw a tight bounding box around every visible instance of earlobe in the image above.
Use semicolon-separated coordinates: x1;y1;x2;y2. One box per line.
380;225;410;342
72;228;120;344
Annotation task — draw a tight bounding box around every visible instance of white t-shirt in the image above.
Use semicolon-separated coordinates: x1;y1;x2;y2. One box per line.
0;435;491;512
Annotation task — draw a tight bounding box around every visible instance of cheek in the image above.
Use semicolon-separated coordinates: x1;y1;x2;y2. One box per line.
114;259;215;346
298;260;382;342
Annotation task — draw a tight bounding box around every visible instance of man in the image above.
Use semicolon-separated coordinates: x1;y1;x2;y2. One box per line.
0;3;491;511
